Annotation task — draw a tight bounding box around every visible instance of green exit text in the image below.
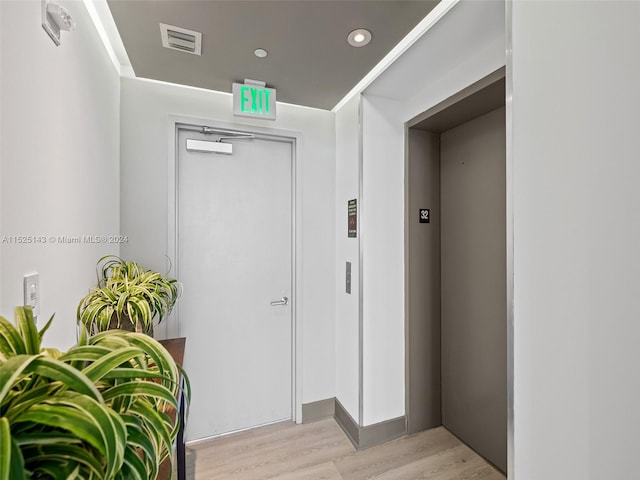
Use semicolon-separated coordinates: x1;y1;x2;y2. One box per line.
240;86;272;116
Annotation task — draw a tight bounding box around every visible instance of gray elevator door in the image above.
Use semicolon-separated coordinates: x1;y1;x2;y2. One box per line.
440;106;507;472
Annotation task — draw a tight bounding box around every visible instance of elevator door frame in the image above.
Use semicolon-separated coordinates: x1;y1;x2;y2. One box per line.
404;66;509;469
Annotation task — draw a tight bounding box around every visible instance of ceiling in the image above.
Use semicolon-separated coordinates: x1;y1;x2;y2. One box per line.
106;0;440;110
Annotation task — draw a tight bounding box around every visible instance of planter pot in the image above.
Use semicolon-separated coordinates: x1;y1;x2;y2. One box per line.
107;312;153;337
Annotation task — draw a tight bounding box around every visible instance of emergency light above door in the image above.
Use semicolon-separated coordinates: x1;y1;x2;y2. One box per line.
186;138;233;155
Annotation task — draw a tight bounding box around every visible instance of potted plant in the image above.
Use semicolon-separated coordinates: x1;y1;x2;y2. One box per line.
0;306;189;480
77;256;182;336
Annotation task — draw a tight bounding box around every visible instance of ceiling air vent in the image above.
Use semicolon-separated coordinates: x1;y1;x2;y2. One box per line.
160;23;202;55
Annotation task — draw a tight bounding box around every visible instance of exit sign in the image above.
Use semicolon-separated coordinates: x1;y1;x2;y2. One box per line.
232;81;276;120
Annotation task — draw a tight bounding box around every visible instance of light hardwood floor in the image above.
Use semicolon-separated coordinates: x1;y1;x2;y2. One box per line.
186;419;505;480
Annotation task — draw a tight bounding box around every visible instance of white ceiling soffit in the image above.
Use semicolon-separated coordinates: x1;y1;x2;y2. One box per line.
82;0;134;77
332;0;459;112
364;0;505;115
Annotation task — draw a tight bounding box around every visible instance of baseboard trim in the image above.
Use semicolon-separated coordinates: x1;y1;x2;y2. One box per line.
334;399;406;450
301;397;335;423
358;414;406;449
334;399;360;447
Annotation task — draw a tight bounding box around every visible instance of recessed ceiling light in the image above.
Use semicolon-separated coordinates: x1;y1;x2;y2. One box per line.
254;48;268;58
347;28;372;47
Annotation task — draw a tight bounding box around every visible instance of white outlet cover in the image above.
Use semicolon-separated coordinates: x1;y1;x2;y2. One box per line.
23;273;40;318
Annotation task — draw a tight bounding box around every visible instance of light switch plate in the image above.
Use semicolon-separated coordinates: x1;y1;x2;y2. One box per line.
23;273;40;318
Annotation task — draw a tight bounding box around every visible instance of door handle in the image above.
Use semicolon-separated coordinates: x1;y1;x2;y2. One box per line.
270;296;289;306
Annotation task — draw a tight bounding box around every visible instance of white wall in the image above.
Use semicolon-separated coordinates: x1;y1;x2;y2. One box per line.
361;94;406;425
337;0;505;426
334;94;361;420
0;0;3;306
0;0;120;349
511;2;640;479
119;78;336;405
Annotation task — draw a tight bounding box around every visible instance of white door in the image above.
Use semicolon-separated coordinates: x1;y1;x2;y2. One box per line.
177;128;293;441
